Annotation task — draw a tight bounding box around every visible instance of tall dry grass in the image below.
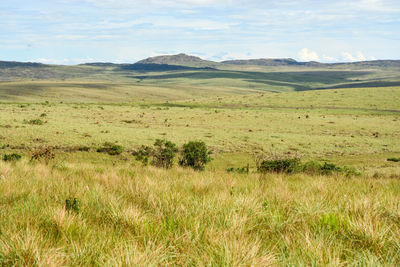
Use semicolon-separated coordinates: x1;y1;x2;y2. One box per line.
0;159;399;266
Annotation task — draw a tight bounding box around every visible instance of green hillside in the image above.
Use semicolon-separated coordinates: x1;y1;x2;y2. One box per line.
1;54;400;103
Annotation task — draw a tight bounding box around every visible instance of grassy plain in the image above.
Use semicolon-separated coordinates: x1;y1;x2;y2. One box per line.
0;71;400;265
1;160;400;266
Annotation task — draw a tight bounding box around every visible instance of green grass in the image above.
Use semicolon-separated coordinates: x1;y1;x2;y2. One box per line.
1;73;400;265
0;86;399;175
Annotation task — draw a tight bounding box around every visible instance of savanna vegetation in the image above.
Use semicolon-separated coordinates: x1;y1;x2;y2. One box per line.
0;59;399;265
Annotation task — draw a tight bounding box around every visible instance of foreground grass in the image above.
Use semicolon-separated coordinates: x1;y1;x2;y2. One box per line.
1;160;399;266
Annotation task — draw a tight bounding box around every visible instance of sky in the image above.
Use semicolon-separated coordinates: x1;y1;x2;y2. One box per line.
0;0;399;64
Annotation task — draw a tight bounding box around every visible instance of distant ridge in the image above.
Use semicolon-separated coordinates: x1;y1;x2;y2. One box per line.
1;54;400;69
223;58;299;66
0;61;46;68
222;58;400;68
135;53;217;67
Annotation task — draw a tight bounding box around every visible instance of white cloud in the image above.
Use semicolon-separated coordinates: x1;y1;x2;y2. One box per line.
298;48;319;61
341;51;367;61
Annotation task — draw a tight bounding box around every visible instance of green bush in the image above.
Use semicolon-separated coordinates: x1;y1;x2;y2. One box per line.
258;158;300;173
152;139;178;169
301;161;342;175
133;139;178;169
256;155;359;176
179;141;212;171
227;165;249;174
387;157;400;162
65;197;80;213
97;142;123;155
3;153;22;162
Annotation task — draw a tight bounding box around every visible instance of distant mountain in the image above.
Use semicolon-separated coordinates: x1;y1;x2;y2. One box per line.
0;61;46;68
221;58;328;67
136;53;217;67
331;60;400;68
119;63;214;72
222;58;304;66
80;62;118;67
222;58;400;68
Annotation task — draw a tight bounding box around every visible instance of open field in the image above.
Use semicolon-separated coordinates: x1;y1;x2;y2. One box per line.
1;160;400;266
1;86;399;174
1;65;400;265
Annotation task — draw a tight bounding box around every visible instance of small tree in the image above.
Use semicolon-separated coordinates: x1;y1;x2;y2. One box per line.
179;141;212;171
152;139;178;169
133;139;178;169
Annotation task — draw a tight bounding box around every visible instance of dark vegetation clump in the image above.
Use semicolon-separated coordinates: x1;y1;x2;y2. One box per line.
300;161;358;176
25;119;44;125
258;158;301;173
133;145;152;166
31;147;55;164
256;154;358;176
3;153;22;162
76;146;91;152
387;157;400;162
179;141;212;171
133;139;178;169
97;142;123;155
227;164;249;174
65;197;80;213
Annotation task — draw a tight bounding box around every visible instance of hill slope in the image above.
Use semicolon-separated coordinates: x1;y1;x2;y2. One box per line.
136;53;218;67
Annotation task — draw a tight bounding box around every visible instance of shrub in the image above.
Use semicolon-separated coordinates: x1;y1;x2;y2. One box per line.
97;142;123;155
133;139;178;169
258;158;301;173
301;161;342;175
179;141;212;171
387;157;400;162
25;119;44;125
256;154;359;176
133;145;152;165
227;164;249;174
31;147;55;164
3;153;22;162
152;139;178;169
65;197;80;213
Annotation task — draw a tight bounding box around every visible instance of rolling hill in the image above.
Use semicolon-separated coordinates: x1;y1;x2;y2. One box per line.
0;54;399;102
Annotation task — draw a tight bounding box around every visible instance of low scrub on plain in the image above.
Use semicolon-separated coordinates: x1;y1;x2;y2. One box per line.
2;153;22;162
24;119;44;125
257;155;358;176
179;141;212;171
97;142;123;155
133;139;178;169
30;147;55;164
